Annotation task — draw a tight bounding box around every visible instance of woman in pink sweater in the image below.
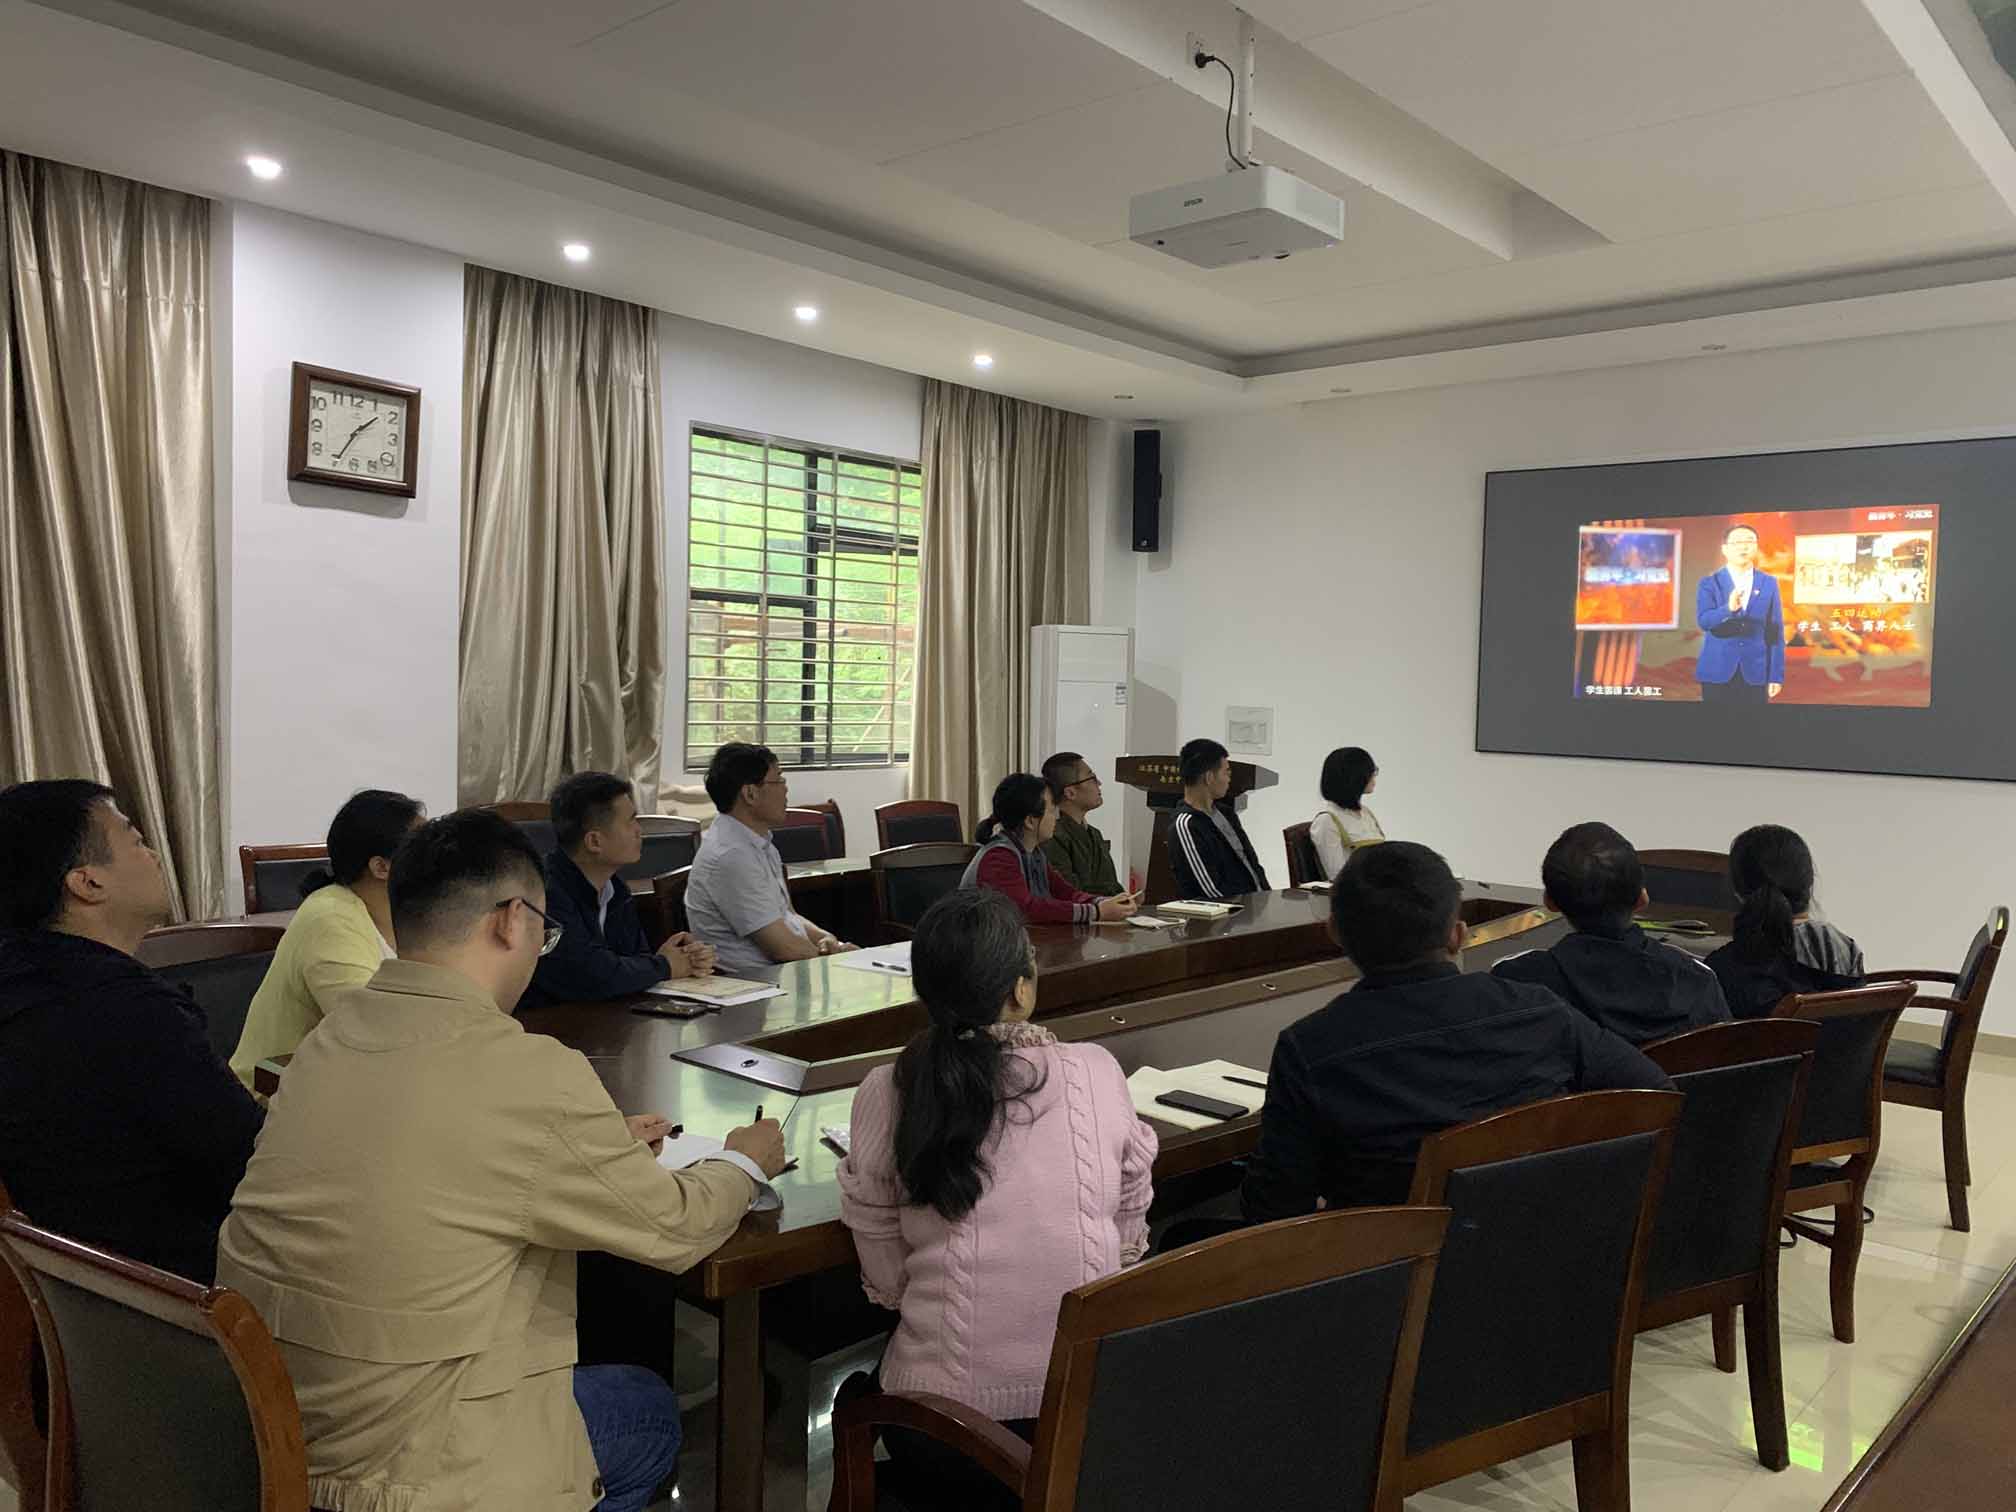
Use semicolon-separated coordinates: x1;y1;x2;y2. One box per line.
837;888;1158;1491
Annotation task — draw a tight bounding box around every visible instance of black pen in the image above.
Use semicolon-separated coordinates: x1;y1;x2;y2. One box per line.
1223;1075;1269;1091
754;1104;763;1123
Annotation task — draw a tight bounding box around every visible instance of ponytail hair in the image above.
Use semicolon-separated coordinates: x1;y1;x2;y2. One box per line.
892;889;1043;1221
300;788;426;900
1728;823;1815;965
973;772;1050;846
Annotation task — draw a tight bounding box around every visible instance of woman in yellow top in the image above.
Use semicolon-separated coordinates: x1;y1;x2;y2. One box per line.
1311;746;1385;881
229;789;425;1088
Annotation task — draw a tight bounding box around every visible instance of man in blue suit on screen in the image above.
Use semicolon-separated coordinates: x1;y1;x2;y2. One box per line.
1695;522;1784;704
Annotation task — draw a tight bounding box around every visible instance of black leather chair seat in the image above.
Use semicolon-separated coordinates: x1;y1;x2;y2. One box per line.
1883;1038;1942;1088
1787;1159;1849;1191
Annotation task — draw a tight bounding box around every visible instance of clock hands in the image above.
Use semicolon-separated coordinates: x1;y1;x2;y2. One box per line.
332;414;379;460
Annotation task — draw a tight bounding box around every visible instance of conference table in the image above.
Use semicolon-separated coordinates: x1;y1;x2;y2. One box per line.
517;879;1568;1512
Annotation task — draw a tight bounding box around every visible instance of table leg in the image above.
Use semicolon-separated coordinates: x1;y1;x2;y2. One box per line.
717;1290;766;1512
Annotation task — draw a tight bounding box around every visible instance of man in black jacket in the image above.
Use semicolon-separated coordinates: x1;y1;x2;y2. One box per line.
0;780;263;1282
1168;738;1269;899
1241;840;1671;1222
1494;822;1730;1044
521;772;716;1009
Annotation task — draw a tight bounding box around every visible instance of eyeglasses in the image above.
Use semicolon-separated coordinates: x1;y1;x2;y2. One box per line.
501;897;563;956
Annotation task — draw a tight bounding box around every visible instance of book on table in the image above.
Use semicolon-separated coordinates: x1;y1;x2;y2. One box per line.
644;974;784;1007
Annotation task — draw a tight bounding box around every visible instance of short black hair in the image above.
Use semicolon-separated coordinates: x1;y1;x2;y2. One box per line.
0;780;116;931
301;788;425;898
1541;822;1644;933
550;771;634;853
1319;747;1378;811
704;743;778;813
1330;840;1462;973
1724;523;1759;542
1040;751;1087;801
389;809;543;951
1179;738;1229;787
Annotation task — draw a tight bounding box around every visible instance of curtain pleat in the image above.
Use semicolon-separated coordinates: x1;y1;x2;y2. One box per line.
458;266;665;806
0;152;221;919
910;380;1088;825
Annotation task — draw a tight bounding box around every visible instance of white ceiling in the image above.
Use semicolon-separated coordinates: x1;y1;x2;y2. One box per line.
7;0;2016;417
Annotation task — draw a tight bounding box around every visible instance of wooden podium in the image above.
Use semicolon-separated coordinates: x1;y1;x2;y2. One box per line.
1115;756;1279;904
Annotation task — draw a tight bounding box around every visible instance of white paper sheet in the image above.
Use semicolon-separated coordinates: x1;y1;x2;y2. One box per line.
1126;1060;1269;1130
830;941;914;975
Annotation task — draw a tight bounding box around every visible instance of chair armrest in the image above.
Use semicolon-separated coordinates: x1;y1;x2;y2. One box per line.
1865;969;1958;985
833;1391;1032;1494
1906;995;1963;1014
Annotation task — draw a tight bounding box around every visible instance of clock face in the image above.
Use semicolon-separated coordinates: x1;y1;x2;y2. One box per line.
304;379;411;486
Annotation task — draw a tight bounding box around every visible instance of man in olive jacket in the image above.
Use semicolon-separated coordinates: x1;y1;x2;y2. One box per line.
218;810;787;1512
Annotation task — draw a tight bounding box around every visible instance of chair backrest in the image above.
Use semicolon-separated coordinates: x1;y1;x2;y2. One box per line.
652;868;692;938
486;800;550;821
807;797;846;858
869;843;977;935
1402;1091;1681;1459
0;1211;308;1512
511;817;557;857
236;845;327;915
771;808;835;864
1025;1206;1450;1512
0;1181;45;1512
618;817;701;883
1638;848;1740;914
874;800;963;850
1940;905;2010;1065
1283;822;1322;888
1641;1020;1817;1305
135;925;287;1063
1773;982;1914;1156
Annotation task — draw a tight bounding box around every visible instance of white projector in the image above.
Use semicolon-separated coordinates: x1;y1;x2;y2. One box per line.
1128;164;1345;269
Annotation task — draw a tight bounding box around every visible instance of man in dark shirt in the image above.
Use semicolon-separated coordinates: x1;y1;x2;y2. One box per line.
0;780;263;1282
1168;738;1269;900
1241;840;1671;1222
1493;822;1729;1044
521;771;716;1009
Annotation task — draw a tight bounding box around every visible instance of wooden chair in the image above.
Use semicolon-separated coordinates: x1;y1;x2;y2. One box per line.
0;1180;45;1512
1640;1020;1818;1471
485;800;550;821
870;843;977;938
652;867;693;939
1283;821;1323;887
0;1208;310;1512
874;800;963;850
1638;848;1740;914
237;844;328;915
135;924;287;1063
1872;905;2008;1231
830;1206;1450;1512
1772;982;1915;1343
1400;1090;1682;1512
771;808;836;864
619;815;703;883
805;797;846;858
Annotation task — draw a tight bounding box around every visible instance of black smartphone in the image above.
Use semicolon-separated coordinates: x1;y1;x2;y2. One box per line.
1155;1090;1248;1121
630;1001;714;1019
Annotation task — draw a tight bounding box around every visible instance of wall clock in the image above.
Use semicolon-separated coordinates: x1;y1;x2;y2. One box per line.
288;362;420;498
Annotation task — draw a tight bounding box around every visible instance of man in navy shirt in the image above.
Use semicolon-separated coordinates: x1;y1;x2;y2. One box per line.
521;772;714;1008
1242;841;1671;1221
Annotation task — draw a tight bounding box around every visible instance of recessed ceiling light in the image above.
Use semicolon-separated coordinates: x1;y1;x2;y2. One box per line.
972;353;995;369
1700;343;1727;352
794;305;819;323
244;155;283;181
1113;394;1134;401
562;242;592;263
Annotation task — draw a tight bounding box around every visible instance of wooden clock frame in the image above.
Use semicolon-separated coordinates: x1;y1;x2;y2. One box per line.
287;361;422;498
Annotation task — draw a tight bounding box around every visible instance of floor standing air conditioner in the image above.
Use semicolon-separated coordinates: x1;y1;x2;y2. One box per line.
1028;625;1134;870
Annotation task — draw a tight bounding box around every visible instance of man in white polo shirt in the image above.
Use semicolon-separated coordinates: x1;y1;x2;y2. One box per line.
686;743;856;977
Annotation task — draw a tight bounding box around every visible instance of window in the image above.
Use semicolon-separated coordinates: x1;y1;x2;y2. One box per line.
685;426;921;770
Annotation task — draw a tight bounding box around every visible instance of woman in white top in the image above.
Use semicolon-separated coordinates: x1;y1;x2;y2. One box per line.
1311;746;1385;881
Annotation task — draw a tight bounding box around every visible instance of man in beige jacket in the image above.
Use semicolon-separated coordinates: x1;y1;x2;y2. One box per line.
217;809;786;1512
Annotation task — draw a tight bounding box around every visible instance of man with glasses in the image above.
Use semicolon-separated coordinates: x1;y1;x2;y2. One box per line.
1039;751;1138;898
520;769;715;1010
218;808;787;1512
687;742;856;978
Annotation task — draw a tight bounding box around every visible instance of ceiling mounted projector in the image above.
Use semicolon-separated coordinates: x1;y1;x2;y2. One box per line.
1129;164;1345;269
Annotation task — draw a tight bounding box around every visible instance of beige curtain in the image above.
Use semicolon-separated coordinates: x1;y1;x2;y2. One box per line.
911;380;1089;824
0;152;222;919
458;266;666;806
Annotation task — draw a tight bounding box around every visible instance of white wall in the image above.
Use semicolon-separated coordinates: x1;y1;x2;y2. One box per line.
1135;323;2016;1031
659;316;923;856
216;203;465;880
